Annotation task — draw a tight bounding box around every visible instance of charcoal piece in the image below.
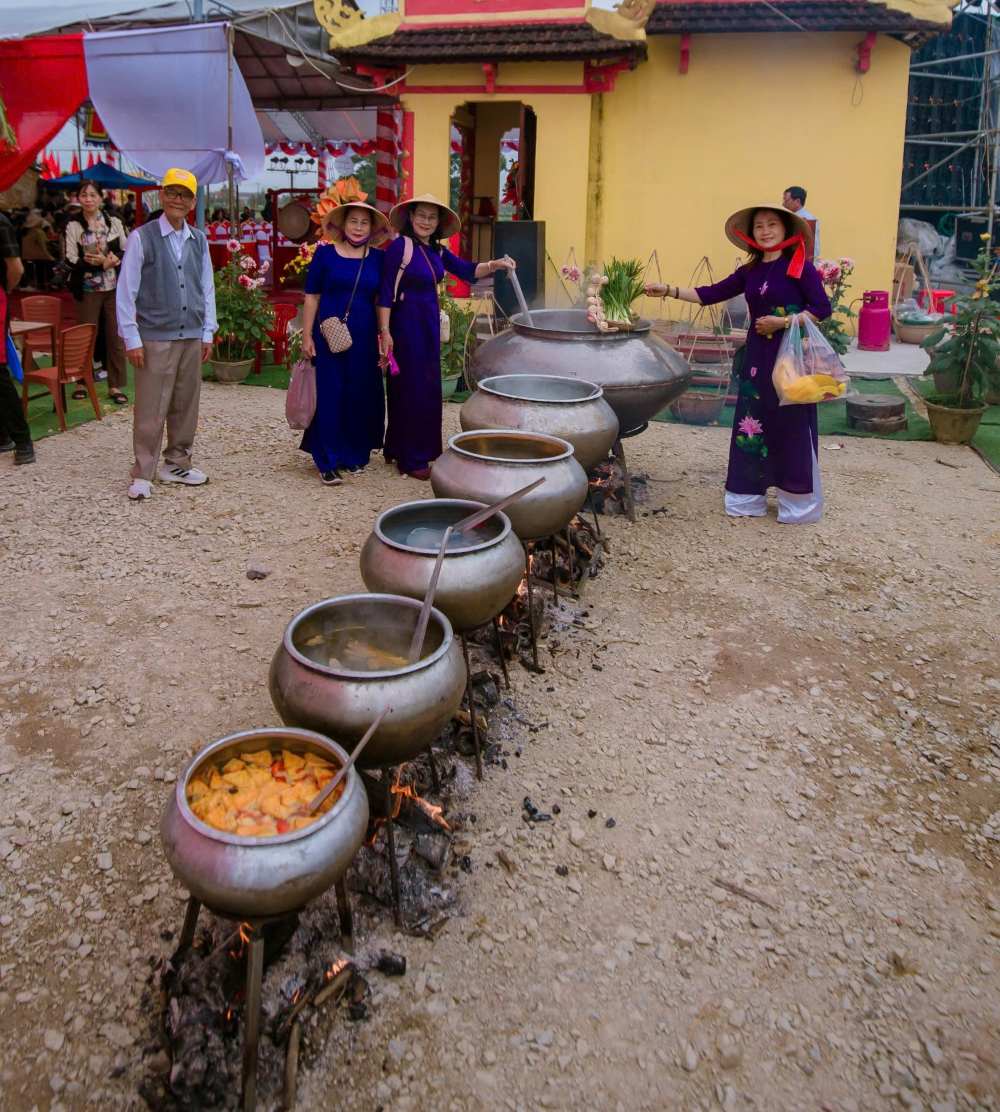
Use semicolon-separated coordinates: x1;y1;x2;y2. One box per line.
605;817;617;828
376;952;407;977
555;865;569;877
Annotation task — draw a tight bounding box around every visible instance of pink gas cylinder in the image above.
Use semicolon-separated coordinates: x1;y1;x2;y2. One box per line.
857;290;891;351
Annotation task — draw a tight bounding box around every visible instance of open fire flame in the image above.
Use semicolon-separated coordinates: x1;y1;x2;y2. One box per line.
390;780;451;831
228;921;254;962
325;957;350;983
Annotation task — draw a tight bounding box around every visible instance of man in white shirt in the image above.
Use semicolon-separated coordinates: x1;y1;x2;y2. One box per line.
117;167;217;501
783;185;820;258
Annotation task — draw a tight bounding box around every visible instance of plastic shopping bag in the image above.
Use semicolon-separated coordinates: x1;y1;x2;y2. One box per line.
5;333;23;382
285;358;316;430
772;315;848;406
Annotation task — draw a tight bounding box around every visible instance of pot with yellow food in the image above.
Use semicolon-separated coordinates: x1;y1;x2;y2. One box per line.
161;726;369;918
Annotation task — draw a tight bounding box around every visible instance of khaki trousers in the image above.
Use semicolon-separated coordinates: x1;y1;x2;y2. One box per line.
79;289;126;390
130;339;202;480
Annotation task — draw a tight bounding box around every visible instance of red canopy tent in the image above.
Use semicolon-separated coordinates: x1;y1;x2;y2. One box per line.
0;35;88;191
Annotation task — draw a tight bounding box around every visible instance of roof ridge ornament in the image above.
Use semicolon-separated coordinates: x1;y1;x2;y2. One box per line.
586;0;654;43
313;0;401;51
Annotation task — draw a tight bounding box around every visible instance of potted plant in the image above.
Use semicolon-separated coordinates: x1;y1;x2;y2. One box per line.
815;257;857;355
920;233;1000;444
210;240;274;383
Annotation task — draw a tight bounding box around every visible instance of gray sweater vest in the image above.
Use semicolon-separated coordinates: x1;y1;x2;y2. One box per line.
134;222;208;342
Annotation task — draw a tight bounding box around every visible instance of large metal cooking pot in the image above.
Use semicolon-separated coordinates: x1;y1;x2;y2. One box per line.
431;430;588;541
161;726;369;919
269;594;466;768
470;309;692;434
360;499;524;632
460;374;619;471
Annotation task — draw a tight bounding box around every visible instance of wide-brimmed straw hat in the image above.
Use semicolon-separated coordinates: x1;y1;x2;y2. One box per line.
322;201;392;248
725;203;814;257
389;193;461;240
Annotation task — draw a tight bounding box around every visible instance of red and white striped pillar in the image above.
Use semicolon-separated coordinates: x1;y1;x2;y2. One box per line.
316;150;328;193
375;107;401;213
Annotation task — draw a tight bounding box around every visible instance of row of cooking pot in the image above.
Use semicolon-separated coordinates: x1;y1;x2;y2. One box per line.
163;373;626;919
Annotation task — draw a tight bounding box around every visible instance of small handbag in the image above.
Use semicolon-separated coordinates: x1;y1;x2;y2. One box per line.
319;248;367;354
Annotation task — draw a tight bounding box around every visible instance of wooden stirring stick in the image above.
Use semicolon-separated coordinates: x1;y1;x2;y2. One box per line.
407;526;453;664
452;478;545;534
308;707;389;814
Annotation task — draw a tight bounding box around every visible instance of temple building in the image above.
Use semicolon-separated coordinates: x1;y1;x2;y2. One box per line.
316;0;956;302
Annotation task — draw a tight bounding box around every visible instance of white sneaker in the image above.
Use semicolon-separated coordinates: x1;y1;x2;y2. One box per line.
128;478;152;500
94;368;108;381
158;464;208;486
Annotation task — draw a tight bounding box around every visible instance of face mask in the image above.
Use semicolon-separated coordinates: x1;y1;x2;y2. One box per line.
345;229;371;246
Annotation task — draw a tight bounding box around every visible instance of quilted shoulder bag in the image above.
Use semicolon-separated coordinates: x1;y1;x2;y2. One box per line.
319;248;367;354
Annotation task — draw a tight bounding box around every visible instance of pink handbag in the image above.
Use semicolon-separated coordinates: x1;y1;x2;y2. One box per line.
285;358;317;429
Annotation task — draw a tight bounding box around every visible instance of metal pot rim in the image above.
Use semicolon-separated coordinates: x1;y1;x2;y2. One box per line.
372;498;514;556
510;308;652;340
174;726;359;848
282;593;454;679
477;374;603;405
446;428;575;464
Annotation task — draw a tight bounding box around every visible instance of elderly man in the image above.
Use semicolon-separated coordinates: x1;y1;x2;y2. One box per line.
117;167;217;501
783;186;820;258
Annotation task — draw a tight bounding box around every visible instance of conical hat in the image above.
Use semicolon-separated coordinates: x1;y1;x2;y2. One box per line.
725;203;814;256
321;202;392;248
389;193;461;240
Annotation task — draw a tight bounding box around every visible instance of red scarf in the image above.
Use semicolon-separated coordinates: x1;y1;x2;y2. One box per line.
732;230;806;279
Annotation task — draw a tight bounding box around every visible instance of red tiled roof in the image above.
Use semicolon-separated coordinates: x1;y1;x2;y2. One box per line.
334;22;646;64
647;0;945;35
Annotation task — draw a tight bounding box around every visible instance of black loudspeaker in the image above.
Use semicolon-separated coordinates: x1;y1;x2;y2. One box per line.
955;214;1000;261
493;221;545;317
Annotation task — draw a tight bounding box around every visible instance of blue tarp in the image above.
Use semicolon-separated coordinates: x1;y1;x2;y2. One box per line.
40;161;156;189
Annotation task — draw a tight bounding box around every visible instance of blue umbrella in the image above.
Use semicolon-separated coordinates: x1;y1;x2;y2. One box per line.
40;161;156;189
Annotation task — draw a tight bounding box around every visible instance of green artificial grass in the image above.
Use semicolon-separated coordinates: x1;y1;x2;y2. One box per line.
24;358;1000;475
653;376;1000;472
24;363;137;442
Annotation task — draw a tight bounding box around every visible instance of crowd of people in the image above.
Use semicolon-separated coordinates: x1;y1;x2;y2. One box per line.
3;166;831;526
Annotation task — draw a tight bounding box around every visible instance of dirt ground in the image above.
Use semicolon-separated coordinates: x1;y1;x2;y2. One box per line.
1;384;998;1112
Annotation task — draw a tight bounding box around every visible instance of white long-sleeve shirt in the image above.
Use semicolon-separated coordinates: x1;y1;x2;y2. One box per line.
116;213;217;350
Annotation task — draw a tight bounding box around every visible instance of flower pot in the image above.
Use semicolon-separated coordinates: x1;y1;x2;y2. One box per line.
924;398;987;445
668;390;727;425
442;375;461;400
932;370;960;395
209;357;254;384
893;319;939;345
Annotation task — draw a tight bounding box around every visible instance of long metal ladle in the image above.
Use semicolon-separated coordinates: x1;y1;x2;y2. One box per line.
407;526;453;664
308;707;390;814
506;266;534;326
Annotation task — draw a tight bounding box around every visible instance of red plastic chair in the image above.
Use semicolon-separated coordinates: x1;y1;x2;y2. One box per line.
18;294;62;370
21;324;100;431
269;303;299;366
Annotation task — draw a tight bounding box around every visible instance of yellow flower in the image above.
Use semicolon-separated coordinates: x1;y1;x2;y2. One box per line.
982;232;992;241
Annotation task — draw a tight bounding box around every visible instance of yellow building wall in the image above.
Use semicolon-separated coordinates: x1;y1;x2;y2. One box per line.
401;63;592;295
400;37;910;310
596;33;911;314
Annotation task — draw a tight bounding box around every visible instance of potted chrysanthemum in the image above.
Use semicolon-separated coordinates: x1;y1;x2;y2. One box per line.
920;233;1000;444
210;241;274;383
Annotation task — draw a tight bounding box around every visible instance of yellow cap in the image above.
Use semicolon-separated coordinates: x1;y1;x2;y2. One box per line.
161;167;198;194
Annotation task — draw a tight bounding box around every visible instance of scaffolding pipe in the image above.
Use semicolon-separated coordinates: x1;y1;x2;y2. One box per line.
910;47;1000;68
903;134;982;190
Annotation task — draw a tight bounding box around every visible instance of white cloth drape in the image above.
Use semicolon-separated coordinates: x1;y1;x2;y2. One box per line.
83;23;264;186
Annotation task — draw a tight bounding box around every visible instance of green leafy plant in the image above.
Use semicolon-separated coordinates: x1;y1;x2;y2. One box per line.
440;286;476;381
213;244;274;361
596;257;645;329
920;234;1000;409
285;326;304;369
815;257;857;356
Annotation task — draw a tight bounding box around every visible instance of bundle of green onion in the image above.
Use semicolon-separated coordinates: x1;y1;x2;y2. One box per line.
600;257;646;328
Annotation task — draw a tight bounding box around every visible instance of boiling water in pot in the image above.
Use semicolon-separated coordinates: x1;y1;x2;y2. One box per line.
404;524;481;550
301;624;416;671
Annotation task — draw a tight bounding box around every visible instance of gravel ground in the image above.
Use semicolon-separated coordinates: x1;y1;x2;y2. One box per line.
1;384;998;1112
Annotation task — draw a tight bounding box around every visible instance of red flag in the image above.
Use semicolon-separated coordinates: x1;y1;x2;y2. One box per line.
71;152;80;174
86;151;95;169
